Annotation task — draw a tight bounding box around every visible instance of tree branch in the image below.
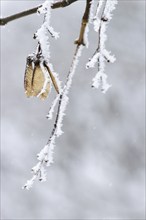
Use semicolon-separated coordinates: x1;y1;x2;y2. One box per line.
75;0;92;46
51;0;78;9
0;0;78;26
0;6;40;26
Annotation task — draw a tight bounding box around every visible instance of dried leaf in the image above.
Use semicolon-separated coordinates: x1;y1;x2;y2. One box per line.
24;59;50;99
31;65;45;96
24;59;34;97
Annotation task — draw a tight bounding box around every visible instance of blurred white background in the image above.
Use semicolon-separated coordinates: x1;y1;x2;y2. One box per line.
1;0;145;219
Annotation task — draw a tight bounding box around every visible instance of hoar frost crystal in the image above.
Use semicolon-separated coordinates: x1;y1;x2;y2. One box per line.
23;0;118;190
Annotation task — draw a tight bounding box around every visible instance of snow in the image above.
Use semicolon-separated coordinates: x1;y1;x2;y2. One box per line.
31;162;42;174
37;0;51;15
46;94;60;120
47;137;55;166
104;0;118;21
84;24;89;48
56;94;69;137
55;46;83;137
36;26;51;62
23;0;117;189
39;167;47;182
94;0;104;19
100;22;107;52
22;176;37;190
37;145;48;162
46;26;60;39
89;0;118;93
89;0;95;23
103;49;116;63
36;0;59;62
86;52;99;69
93;0;103;32
92;71;112;94
93;18;101;32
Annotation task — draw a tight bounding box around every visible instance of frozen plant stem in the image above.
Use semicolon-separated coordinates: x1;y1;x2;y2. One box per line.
87;0;118;92
1;0;118;189
23;45;83;190
23;0;94;189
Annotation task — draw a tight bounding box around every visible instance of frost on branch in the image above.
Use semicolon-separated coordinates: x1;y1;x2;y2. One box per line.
36;0;59;62
46;94;60;120
55;46;83;137
24;0;61;100
23;46;83;190
87;0;118;93
22;0;117;189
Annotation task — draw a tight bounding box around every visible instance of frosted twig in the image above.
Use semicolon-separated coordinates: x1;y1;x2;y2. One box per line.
31;1;61;97
87;0;118;93
46;94;60;120
35;1;59;62
23;45;83;189
22;0;118;189
86;49;99;69
54;46;83;137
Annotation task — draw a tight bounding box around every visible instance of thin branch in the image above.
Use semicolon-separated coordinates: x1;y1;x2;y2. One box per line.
0;6;40;26
44;63;60;94
51;0;78;9
23;45;83;190
50;45;80;137
0;0;78;26
75;0;92;46
88;0;107;66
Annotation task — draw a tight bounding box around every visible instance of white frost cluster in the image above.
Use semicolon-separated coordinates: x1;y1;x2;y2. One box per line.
46;94;60;120
93;0;103;32
23;46;83;190
88;0;118;93
84;24;89;48
36;1;61;98
92;71;112;94
55;46;83;137
36;0;59;62
104;0;118;21
23;0;118;190
89;0;95;23
86;51;99;69
47;46;83;138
